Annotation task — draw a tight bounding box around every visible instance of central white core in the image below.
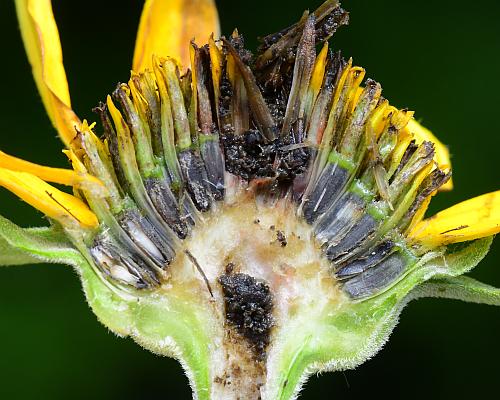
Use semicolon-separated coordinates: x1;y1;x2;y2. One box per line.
164;191;345;400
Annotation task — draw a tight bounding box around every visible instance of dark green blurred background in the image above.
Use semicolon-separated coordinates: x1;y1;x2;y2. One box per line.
0;0;499;398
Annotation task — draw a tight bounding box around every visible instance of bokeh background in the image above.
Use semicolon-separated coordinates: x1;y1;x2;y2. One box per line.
0;0;499;398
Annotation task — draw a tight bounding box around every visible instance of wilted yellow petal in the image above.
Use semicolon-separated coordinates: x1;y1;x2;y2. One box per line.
0;150;106;196
387;127;413;178
0;168;98;229
309;42;329;101
410;191;500;247
15;0;80;146
347;67;366;112
209;34;222;124
406;193;433;235
133;0;220;72
329;58;351;114
367;100;390;142
406;118;452;191
189;43;198;116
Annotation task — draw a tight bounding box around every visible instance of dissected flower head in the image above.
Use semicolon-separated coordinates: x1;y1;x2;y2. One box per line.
0;1;499;399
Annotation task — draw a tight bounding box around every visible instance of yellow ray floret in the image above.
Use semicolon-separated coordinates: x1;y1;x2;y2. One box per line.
133;0;220;72
410;191;500;247
14;0;80;147
0;150;106;197
406;118;452;191
0;168;98;229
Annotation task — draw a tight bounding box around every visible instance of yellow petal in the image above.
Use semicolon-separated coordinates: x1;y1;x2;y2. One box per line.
406;118;453;191
309;42;329;102
386;127;412;179
189;43;199;117
0;168;98;229
133;0;220;72
208;34;222;124
348;67;366;112
406;193;433;235
15;0;80;146
0;150;106;197
367;100;390;142
329;58;352;114
409;191;500;247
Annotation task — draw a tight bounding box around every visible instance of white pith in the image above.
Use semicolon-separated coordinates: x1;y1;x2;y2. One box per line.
157;188;347;400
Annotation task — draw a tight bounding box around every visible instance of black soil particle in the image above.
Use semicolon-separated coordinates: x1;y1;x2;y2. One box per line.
218;272;274;359
276;230;287;247
222;130;310;182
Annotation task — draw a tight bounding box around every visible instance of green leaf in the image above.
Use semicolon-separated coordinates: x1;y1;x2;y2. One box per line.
411;276;500;306
426;236;495;278
0;214;84;267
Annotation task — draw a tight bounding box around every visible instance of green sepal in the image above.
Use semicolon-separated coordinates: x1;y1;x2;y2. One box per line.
0;214;84;267
411;276;500;306
272;237;495;400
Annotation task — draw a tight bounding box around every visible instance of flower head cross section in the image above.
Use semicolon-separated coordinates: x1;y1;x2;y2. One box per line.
1;1;499;399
